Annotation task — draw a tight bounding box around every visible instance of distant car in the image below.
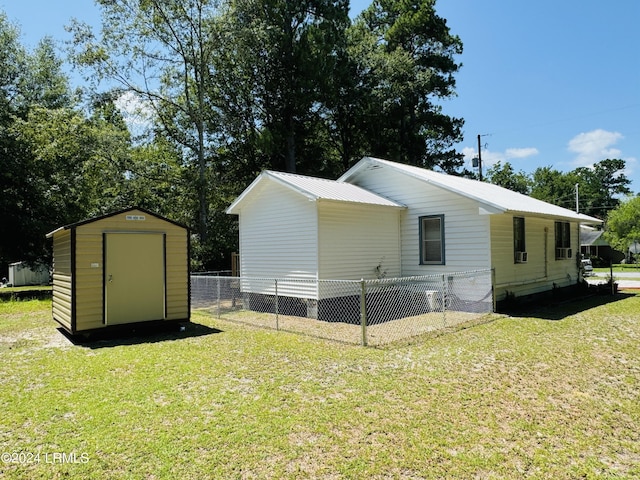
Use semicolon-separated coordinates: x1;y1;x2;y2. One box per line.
581;258;594;276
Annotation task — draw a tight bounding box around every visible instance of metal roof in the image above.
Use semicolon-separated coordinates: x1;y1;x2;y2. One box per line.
226;170;405;214
580;227;609;246
339;157;603;224
46;206;189;238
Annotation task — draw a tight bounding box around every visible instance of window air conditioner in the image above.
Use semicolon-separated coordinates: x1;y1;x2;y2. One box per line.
515;251;528;263
556;247;572;259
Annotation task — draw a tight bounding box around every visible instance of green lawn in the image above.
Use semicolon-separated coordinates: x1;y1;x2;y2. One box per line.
0;286;51;298
593;264;640;273
1;296;639;479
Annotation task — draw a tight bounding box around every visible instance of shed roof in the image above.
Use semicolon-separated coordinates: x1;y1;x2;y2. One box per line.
226;170;405;214
339;157;603;224
46;206;188;238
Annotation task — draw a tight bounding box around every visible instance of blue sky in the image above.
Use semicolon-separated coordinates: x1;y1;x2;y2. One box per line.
3;0;639;200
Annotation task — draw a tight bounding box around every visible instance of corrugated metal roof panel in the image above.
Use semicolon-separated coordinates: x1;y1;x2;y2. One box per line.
340;157;602;224
226;170;405;214
265;171;405;207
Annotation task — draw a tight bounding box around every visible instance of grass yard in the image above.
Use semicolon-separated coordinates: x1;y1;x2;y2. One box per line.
1;295;640;479
0;286;51;301
593;265;640;275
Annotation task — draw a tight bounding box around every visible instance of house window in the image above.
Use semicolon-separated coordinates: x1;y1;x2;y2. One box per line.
513;217;526;263
420;215;445;265
555;221;572;259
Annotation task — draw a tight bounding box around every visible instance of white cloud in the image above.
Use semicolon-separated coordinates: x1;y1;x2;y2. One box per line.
505;147;539;159
567;129;624;167
114;91;155;133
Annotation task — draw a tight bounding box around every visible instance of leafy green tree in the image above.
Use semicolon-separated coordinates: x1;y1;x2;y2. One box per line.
68;0;221;247
0;16;78;269
531;159;630;219
603;196;640;256
530;166;581;211
19;37;73;109
486;161;531;194
574;159;631;218
12;95;137;227
221;0;350;174
320;16;379;172
354;0;464;171
0;15;146;272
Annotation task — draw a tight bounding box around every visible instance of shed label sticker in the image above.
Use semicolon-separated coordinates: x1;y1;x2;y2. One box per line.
126;215;146;221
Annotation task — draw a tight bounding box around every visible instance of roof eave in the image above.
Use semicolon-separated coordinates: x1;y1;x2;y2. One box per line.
46;226;67;238
226;171;273;215
316;198;406;209
505;209;603;224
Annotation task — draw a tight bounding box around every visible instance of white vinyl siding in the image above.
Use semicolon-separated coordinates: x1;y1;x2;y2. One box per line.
238;180;318;298
318;202;401;280
347;166;492;276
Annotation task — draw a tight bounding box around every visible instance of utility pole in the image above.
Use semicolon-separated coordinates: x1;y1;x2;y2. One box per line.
575;183;579;213
477;134;483;181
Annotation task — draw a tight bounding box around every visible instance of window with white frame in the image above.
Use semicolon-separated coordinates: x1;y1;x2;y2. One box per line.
419;215;445;265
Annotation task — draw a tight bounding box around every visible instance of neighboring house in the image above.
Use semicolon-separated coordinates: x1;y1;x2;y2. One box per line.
226;157;602;306
580;226;624;264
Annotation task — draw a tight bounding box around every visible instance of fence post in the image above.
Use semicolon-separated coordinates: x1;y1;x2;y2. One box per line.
442;274;447;327
274;279;279;331
491;268;496;312
216;276;221;319
360;279;367;346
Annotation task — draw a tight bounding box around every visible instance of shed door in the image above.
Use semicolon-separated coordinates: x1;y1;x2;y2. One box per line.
104;233;166;325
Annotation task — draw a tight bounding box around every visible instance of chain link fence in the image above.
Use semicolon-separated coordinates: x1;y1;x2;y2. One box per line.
191;270;494;346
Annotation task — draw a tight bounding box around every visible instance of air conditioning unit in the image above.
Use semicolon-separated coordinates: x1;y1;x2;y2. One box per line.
556;247;572;259
515;251;528;263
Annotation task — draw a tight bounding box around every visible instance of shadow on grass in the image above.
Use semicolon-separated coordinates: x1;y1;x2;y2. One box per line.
59;321;223;349
504;292;637;321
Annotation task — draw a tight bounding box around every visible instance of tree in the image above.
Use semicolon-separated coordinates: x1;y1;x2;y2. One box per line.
485;161;531;194
530;166;581;211
603;196;640;256
0;16;82;269
19;37;73;110
221;0;350;174
10;95;136;235
68;0;221;248
320;15;382;172
574;159;631;218
354;0;464;172
530;159;631;219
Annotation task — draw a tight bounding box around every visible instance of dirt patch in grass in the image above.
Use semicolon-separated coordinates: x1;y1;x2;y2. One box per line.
198;305;490;346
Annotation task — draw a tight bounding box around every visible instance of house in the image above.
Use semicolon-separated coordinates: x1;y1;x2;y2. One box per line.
226;169;405;302
47;207;190;335
226;157;602;307
580;226;624;265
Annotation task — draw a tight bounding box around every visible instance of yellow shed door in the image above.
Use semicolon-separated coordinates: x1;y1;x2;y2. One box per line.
105;233;166;325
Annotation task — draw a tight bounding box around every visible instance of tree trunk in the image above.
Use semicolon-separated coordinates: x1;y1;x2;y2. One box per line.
285;116;296;173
